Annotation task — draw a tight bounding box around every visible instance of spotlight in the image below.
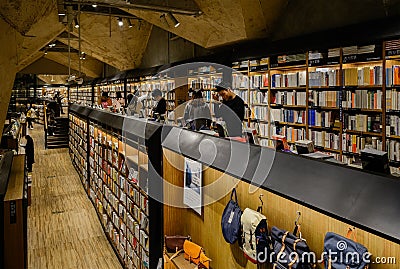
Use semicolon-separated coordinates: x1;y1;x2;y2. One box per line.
118;17;123;27
44;50;48;55
74;17;79;28
92;4;97;7
128;19;133;28
58;13;66;16
168;12;180;28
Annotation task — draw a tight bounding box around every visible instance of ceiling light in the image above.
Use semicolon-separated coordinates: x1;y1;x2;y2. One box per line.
118;17;123;27
74;18;79;28
128;19;133;28
44;50;48;55
58;13;66;16
92;4;97;7
168;12;180;28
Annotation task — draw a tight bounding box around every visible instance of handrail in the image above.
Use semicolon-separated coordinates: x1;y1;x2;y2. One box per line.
43;102;48;149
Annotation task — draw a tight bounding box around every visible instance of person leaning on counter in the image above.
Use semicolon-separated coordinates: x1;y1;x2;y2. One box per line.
151;88;166;120
212;81;245;137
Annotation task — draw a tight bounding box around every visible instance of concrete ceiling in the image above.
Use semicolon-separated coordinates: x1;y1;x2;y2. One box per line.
37;75;70;85
2;0;400;80
57;14;153;70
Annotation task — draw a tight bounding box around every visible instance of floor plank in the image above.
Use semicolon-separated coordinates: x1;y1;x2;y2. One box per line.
27;125;122;269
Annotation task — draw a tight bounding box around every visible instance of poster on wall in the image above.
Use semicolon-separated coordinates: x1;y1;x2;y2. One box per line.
184;157;202;215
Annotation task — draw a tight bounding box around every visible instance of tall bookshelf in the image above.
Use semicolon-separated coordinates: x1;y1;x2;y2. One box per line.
233;39;400;173
69;105;163;269
99;80;126;107
77;85;93;105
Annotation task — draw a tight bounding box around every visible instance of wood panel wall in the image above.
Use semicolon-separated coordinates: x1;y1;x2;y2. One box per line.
163;149;400;269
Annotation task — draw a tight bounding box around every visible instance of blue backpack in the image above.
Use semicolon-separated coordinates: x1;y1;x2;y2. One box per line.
221;188;242;244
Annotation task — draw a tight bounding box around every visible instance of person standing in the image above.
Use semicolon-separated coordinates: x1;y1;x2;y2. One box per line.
151;89;166;120
25;135;35;173
212;82;245;137
183;89;212;130
26;104;35;129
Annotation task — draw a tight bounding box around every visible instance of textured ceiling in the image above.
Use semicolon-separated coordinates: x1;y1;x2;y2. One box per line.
57;13;153;70
37;74;70;85
2;0;400;80
124;0;288;48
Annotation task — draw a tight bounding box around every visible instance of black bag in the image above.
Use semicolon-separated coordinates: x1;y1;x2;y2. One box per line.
271;226;315;269
221;188;242;244
323;229;369;269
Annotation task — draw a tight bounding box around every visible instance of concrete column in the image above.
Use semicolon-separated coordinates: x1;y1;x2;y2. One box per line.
0;19;19;137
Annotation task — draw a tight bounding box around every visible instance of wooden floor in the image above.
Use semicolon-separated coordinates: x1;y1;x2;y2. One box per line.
27;125;122;269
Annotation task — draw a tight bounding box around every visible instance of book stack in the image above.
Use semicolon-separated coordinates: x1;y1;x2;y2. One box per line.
273;91;307;106
249;91;266;104
342;90;382;109
309;51;324;60
250;75;261;89
232;74;249;89
308;110;334;127
271;71;307;87
252;106;268;121
271;126;306;142
342;135;382;153
343;66;382;86
271;109;306;124
309;69;340;87
385;66;400;86
387;140;400;162
309;130;340;150
328;48;341;58
310;91;340;107
343;114;381;132
343;46;358;56
386;115;400;136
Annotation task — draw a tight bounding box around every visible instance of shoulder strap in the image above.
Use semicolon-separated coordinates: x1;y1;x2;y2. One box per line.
230;188;238;203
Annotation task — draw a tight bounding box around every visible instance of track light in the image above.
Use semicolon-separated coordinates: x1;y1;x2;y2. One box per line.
74;17;79;28
118;17;123;27
44;50;48;55
168;12;180;28
128;19;133;28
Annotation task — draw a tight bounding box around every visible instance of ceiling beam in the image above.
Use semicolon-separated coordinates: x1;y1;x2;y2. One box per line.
63;0;202;16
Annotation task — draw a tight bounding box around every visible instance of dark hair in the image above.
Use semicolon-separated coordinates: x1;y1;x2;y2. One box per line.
193;90;203;99
101;92;109;98
127;93;133;104
151;88;162;98
215;81;231;92
116;91;122;99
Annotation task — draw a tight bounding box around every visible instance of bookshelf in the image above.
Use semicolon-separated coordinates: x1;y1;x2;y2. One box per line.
69;105;163;269
232;40;400;171
99;80;126;107
77;85;93;105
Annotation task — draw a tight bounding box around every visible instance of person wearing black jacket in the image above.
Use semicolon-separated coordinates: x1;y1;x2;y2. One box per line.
151;89;166;120
25;135;35;172
212;82;245;137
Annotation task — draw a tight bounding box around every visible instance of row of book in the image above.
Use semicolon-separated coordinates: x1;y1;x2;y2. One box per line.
309;69;340;87
342;135;383;153
308;110;336;127
272;91;307;106
250;122;268;138
232;74;249;89
387;140;400;162
386;115;400;136
190;76;222;90
271;109;306;124
252;106;269;121
386;66;400;86
100;84;125;93
386;89;400;110
248;74;269;88
271;126;307;142
271;71;307;87
309;130;340;150
309;90;340;107
249;90;267;104
233;89;248;103
342;66;383;86
342;90;382;110
343;114;381;133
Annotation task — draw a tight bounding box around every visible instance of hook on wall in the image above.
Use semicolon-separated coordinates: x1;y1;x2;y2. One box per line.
257;194;264;213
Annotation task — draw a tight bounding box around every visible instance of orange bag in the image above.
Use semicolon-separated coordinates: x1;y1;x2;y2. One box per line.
183;240;211;269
